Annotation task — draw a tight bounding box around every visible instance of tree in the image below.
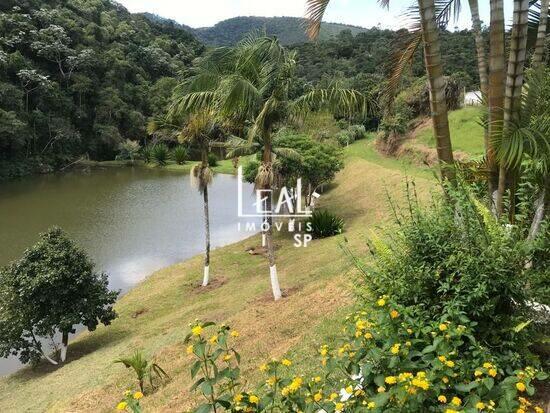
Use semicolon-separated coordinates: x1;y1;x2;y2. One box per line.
0;227;119;365
532;0;550;68
16;69;51;111
306;0;456;182
172;35;366;300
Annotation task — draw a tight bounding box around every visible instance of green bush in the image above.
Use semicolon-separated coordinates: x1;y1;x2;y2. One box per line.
348;124;367;140
116;139;141;162
361;185;538;362
336;130;354;147
208;153;218;167
152;144;169;166
307;209;344;238
171;146;188;165
141;146;153;164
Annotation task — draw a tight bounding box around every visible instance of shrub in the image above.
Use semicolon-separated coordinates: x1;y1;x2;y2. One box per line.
141;146;153;163
114;350;169;394
307;209;344;238
336;130;354;147
348;124;367;140
208;153;218;167
151;144;169;166
116;139;141;162
360;185;538;361
171;145;188;165
185;313;548;413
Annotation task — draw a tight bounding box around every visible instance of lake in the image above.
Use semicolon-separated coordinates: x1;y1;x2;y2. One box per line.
0;166;258;376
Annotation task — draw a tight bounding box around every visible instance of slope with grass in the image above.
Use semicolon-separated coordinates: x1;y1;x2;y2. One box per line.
0;139;433;412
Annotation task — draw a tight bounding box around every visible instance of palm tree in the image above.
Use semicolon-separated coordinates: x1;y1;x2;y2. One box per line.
306;0;456;182
171;35;366;300
149;111;220;287
532;0;550;68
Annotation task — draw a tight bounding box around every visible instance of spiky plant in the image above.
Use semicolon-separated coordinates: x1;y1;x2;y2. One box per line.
171;145;188;165
114;350;169;394
151;143;169;167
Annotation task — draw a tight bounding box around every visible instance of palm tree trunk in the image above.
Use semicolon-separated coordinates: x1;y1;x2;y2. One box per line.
201;152;211;287
468;0;490;153
488;0;506;208
262;134;282;301
532;0;549;67
496;0;530;216
418;0;455;182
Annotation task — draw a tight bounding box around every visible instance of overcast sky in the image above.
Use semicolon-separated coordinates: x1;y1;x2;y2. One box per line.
117;0;514;30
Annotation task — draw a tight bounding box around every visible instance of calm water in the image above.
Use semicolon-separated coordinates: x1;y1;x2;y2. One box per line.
0;167;258;376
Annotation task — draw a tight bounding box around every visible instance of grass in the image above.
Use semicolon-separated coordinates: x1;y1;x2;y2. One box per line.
80;158;241;175
0;139;434;412
414;107;486;156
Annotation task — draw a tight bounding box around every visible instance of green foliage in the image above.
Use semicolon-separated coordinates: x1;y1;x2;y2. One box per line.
207;153;218;167
307;209;344;238
115;350;169;394
151;143;169;166
0;227;118;365
360;184;542;362
117;139;141;162
141;146;153;164
242;159;260;184
184;322;242;412
336;130;354;147
0;0;203;178
185;314;547;412
171;145;188;165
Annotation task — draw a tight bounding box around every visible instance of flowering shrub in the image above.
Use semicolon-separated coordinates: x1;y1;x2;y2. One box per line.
116;390;143;412
186;298;547;412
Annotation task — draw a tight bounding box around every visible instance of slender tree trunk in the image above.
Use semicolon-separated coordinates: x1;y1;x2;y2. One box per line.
418;0;455;182
468;0;490;153
60;331;69;362
488;0;506;208
496;0;530;217
262;134;282;301
528;178;549;240
532;0;549;67
201;151;211;287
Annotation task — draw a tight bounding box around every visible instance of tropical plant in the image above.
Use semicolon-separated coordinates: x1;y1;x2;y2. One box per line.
171;34;366;300
307;209;344;238
335;130;354;147
114;350;169;394
0;227;118;366
141;146;153;163
151;143;169;166
171;145;188;165
207;153;218;167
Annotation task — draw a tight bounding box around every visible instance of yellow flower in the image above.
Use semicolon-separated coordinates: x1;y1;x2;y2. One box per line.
266;376;277;386
474;370;483;377
230;330;239;338
364;332;373;339
314;392;323;402
368;401;376;409
439;323;448;331
209;335;218;344
516;382;526;392
329;392;338;401
259;363;268;372
335;402;344;412
390;344;401;355
186;345;194;355
517;409;525;413
438;355;447;362
445;410;459;413
223;354;232;362
407;328;413;334
385;376;397;385
442;376;449;384
133;391;143;400
483;362;493;369
535;407;544;413
405;341;411;347
476;401;485;410
234;393;243;402
314;376;321;383
288;377;303;392
451;396;461;406
249;394;259;405
116;401;128;410
488;368;497;377
377;386;386;393
446;360;455;368
320;345;328;356
377;298;386;307
390;310;399;319
438;395;447;403
282;358;292;366
345;385;353;394
191;325;203;336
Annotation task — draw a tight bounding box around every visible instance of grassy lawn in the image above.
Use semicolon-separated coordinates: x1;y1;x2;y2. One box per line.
0;140;434;412
414;107;486;156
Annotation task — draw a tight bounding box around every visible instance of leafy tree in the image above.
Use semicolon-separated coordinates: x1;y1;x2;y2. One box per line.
0;227;119;365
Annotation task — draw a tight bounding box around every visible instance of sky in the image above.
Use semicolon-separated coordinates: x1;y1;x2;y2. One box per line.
117;0;514;30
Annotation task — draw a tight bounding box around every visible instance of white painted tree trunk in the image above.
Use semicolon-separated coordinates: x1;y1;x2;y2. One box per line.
202;265;210;287
270;265;282;301
60;343;67;362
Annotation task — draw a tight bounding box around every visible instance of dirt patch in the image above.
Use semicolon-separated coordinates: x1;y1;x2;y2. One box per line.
250;286;303;304
192;276;227;293
131;307;149;318
245;244;281;257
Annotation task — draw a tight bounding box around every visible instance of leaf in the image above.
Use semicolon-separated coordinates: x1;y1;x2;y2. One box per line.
201;380;214;396
512;320;532;333
191;360;201;379
454;381;479;392
194;403;212;413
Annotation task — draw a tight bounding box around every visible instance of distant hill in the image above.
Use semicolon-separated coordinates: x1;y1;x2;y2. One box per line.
142;14;369;46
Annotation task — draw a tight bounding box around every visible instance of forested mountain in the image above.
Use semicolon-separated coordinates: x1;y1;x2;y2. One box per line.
0;0;204;178
143;15;369;46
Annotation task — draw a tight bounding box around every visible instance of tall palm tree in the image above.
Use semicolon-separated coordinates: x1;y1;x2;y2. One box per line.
149;111;220;287
171;35;366;300
532;0;550;68
306;0;456;182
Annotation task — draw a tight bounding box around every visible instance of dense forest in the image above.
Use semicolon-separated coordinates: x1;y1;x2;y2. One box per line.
143;15;369;46
0;0;203;178
0;0;481;180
